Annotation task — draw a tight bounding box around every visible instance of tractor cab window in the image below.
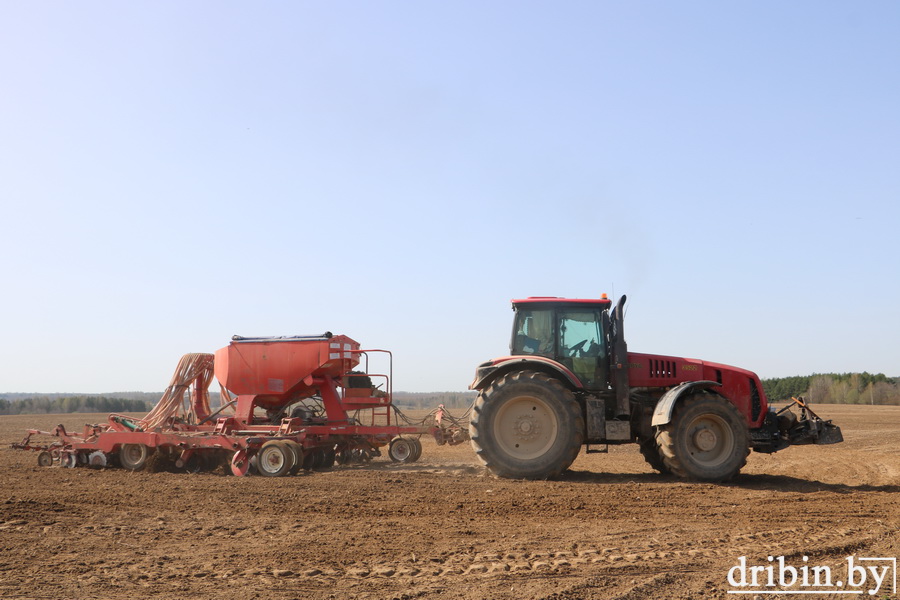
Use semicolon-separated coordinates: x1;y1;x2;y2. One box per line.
558;310;608;389
511;309;554;357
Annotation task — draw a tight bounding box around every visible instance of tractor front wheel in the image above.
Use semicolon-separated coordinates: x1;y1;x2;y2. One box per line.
655;394;749;482
470;370;583;480
638;438;670;474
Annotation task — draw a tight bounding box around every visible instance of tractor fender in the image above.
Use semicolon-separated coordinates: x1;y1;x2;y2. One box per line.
470;356;583;392
651;380;721;427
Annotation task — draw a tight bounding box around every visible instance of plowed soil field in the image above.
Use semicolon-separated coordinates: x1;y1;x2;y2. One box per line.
1;404;898;600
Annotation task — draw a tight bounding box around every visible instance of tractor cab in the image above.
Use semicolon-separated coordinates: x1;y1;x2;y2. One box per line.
510;296;615;389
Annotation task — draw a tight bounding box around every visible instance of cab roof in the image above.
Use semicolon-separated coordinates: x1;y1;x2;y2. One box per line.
511;295;613;308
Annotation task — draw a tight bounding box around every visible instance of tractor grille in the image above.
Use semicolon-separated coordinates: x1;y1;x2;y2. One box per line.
649;359;677;379
750;378;762;421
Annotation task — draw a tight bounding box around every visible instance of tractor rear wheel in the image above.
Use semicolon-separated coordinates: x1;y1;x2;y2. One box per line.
655;394;749;482
470;370;583;480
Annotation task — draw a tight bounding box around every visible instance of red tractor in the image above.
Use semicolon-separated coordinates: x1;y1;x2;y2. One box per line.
469;295;842;481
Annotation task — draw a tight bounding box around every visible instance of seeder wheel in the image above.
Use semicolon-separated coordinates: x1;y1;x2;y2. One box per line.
257;441;295;477
88;451;108;468
283;441;304;475
37;451;53;467
119;444;150;471
410;438;422;462
388;437;416;463
302;448;318;471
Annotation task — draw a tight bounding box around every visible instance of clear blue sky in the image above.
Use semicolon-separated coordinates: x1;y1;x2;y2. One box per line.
2;2;898;393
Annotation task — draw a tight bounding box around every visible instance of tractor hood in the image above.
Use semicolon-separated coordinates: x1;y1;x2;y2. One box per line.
626;352;762;389
628;351;768;427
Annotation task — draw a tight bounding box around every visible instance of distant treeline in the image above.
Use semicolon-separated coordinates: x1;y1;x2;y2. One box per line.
0;390;469;416
762;372;899;405
384;391;477;410
0;395;155;416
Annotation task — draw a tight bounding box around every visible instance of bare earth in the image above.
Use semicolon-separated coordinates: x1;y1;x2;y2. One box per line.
1;404;898;600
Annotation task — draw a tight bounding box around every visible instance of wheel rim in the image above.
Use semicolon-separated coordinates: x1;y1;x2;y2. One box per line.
259;446;286;474
684;414;735;467
493;394;559;460
391;440;412;461
121;444;147;468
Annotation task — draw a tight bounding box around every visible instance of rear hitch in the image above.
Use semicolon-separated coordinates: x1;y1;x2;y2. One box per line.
777;396;843;446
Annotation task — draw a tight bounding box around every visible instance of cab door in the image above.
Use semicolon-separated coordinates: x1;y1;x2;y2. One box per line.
557;309;608;389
